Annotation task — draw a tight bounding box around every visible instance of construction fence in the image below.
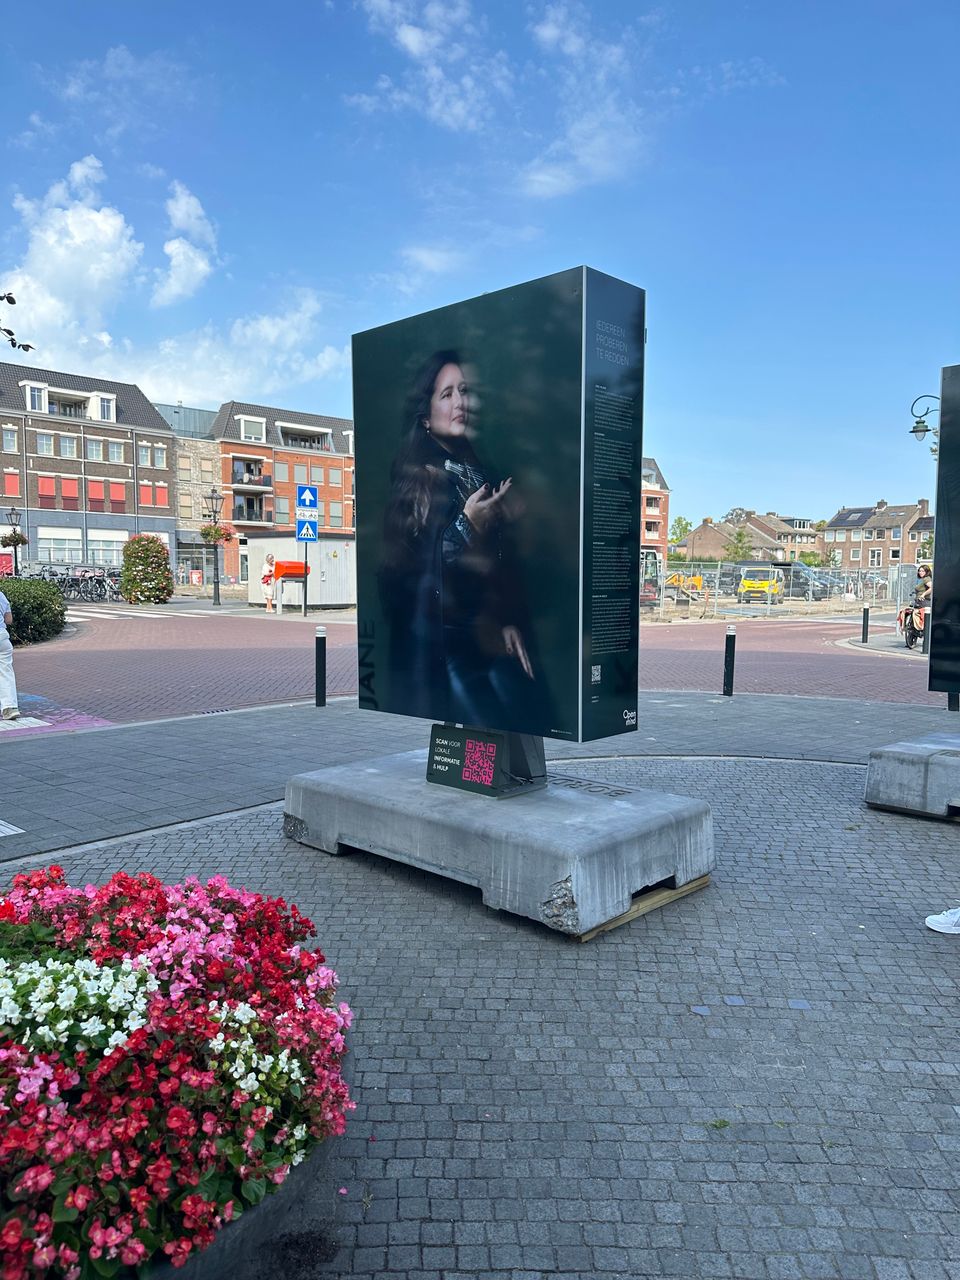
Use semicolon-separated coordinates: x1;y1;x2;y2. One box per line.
649;561;927;619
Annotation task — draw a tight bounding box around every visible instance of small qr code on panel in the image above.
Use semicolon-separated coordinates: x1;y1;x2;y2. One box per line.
591;664;601;684
462;738;497;786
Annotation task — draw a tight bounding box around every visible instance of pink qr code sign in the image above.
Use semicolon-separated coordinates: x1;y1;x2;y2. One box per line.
462;738;497;786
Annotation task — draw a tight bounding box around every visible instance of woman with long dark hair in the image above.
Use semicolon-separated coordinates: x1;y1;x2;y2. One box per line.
380;349;547;730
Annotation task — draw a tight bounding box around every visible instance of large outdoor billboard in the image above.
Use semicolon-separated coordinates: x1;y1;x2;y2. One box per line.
354;266;644;743
929;363;960;693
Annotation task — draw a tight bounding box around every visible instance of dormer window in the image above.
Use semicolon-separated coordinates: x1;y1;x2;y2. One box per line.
236;416;266;443
21;382;48;414
99;395;116;422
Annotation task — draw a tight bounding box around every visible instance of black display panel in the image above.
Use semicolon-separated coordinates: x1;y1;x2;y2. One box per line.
930;363;960;693
353;267;644;743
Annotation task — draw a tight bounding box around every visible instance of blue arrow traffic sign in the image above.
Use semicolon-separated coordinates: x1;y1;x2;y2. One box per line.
297;485;318;508
296;519;318;542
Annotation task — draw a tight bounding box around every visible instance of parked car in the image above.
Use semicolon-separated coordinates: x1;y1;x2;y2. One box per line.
783;568;829;600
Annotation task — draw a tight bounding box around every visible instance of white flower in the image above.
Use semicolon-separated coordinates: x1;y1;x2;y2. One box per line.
106;1030;127;1050
238;1073;258;1092
293;1125;307;1141
0;997;20;1023
79;1016;106;1037
56;985;79;1011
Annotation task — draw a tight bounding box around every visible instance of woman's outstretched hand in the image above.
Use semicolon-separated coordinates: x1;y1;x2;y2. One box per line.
463;478;513;535
502;625;533;679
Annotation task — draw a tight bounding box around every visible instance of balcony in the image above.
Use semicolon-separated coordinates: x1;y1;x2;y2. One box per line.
232;501;273;525
284;435;334;453
231;463;272;489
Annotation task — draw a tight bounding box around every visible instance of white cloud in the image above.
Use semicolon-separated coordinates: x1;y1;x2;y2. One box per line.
521;3;645;198
56;45;193;143
402;245;463;273
11;112;57;150
150;182;218;307
138;162;167;180
165;180;216;250
351;0;511;131
9;156;143;350
2;160;349;406
151;239;213;307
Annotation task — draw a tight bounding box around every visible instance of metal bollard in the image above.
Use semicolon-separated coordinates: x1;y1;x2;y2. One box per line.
861;607;870;644
949;693;959;713
315;626;326;707
722;625;736;697
922;615;930;655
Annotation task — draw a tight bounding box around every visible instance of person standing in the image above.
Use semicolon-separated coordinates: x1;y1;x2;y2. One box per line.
261;553;276;613
0;589;19;720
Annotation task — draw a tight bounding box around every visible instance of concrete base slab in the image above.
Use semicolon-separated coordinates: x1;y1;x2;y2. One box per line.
864;733;960;820
284;750;715;936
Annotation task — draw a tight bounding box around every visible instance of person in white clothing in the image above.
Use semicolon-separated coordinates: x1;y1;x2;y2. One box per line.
261;554;276;613
0;590;19;720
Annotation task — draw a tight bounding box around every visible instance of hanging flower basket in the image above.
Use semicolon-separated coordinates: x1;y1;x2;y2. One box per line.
198;525;235;545
0;531;28;549
0;867;353;1277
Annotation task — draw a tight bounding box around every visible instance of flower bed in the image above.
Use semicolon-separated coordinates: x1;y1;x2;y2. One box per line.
0;868;354;1279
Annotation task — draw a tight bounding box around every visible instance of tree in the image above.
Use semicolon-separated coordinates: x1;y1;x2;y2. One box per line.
120;534;174;604
723;527;755;561
0;292;35;353
669;516;692;543
722;507;749;526
799;550;829;567
918;534;934;560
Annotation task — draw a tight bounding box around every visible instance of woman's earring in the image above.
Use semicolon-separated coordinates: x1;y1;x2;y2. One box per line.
423;419;431;434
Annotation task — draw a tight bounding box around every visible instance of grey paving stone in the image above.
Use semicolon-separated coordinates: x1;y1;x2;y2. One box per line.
2;695;958;1280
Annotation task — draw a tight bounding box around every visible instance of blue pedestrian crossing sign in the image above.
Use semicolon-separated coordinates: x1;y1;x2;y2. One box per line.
296;519;318;542
296;485;318;509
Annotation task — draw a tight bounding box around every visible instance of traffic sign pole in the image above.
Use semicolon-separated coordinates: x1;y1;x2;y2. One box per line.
302;540;308;617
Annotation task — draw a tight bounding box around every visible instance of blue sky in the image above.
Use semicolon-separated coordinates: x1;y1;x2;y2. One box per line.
2;0;956;523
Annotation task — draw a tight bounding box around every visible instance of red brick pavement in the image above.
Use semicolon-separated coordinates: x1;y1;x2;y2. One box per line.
639;617;940;704
11;612;359;724
7;612;941;728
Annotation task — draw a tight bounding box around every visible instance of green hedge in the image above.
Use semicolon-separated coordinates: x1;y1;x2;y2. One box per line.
0;577;67;645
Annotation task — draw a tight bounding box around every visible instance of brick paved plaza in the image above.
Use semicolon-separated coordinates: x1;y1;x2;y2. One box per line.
1;605;945;736
1;608;958;1280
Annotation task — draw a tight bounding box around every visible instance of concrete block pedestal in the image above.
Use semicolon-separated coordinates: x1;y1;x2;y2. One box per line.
864;733;960;820
284;751;715;937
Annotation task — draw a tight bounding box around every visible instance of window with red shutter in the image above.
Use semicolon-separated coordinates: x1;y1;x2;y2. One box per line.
2;473;20;497
62;477;80;511
155;483;169;507
38;475;56;509
88;479;105;512
109;481;126;513
139;483;153;506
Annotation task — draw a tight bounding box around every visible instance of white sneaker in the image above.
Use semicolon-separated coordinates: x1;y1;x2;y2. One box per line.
924;908;960;935
1;707;19;721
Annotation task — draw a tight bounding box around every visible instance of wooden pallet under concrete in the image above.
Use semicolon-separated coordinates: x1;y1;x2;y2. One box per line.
574;873;712;943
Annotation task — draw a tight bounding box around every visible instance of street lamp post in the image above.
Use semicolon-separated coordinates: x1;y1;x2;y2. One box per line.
202;487;224;607
909;394;940;444
4;506;22;577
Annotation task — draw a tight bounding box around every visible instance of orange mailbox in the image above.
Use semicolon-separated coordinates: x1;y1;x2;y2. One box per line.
273;561;311;580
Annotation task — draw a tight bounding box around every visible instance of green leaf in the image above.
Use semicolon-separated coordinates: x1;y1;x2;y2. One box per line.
90;1254;121;1277
52;1194;80;1223
240;1177;266;1205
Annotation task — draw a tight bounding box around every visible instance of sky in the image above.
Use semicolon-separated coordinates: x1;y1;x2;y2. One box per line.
1;0;957;525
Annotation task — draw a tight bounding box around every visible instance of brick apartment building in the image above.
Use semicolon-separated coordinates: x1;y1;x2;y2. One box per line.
0;361;176;566
824;498;932;571
640;457;669;561
684;509;822;562
157;400;354;584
